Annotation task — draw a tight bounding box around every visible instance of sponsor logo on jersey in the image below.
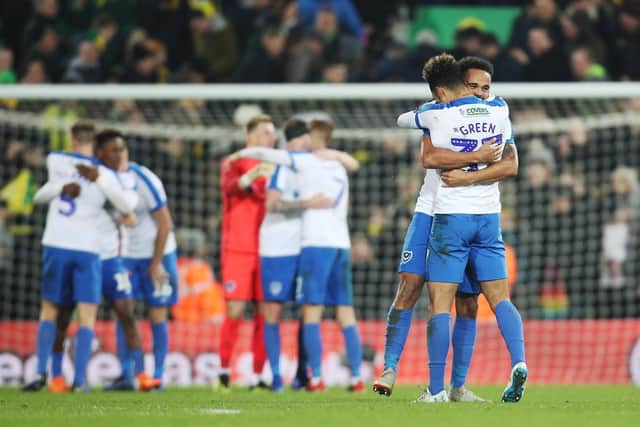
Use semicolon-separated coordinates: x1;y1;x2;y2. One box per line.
269;281;283;296
225;280;236;293
401;250;413;264
460;106;490;117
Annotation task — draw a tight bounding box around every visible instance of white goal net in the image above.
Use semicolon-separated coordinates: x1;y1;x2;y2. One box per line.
1;83;640;387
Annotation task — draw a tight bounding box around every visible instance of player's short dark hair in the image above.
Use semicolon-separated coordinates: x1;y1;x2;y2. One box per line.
283;119;309;141
95;128;123;151
246;114;274;133
459;56;494;76
70;120;95;144
309;119;334;143
422;53;463;92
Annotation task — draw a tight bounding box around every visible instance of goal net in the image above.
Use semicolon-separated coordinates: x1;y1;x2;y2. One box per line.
1;83;640;387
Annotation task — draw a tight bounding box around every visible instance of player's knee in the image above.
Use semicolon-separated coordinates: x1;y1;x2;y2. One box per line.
336;306;356;326
455;294;479;318
393;273;424;309
226;301;245;319
40;300;59;321
76;303;98;328
149;306;168;323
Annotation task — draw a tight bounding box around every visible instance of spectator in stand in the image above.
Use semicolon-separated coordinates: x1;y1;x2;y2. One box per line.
298;0;363;41
22;0;61;57
313;8;361;81
93;14;128;81
479;32;523;81
523;25;571;81
570;46;608;81
20;59;49;84
24;25;67;83
233;26;285;83
450;26;484;59
286;30;325;82
173;228;225;324
618;0;640;80
121;43;164;83
63;40;103;83
189;8;238;82
0;47;17;84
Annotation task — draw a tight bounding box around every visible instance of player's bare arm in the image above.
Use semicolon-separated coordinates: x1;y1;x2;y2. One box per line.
312;149;360;172
148;206;173;287
441;143;518;187
266;188;333;215
421;135;502;169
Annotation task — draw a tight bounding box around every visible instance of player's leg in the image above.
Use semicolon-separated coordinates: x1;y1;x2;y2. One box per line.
146;251;179;387
292;313;308;389
70;251;102;391
330;249;363;392
49;306;73;393
250;255;267;389
219;251;251;388
416;214;471;403
374;212;431;396
23;247;68;391
450;285;488;402
298;247;333;391
471;213;526;402
261;255;298;392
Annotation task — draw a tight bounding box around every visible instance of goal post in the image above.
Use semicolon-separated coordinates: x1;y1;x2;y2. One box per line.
1;83;639;387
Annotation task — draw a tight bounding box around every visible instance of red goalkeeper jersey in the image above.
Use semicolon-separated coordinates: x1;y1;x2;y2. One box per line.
220;157;266;254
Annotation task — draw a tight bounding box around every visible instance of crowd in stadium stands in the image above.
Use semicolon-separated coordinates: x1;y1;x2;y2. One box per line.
1;0;640;84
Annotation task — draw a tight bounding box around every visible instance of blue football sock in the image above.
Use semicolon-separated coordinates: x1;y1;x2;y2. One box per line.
495;300;526;367
116;321;132;380
73;327;94;387
427;313;451;395
151;322;168;380
303;323;322;378
131;349;144;377
342;325;362;378
36;320;55;376
451;316;476;388
264;322;281;377
383;307;413;372
51;352;63;378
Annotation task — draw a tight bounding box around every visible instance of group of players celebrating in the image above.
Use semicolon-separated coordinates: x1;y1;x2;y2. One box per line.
23;124;178;392
22;52;527;403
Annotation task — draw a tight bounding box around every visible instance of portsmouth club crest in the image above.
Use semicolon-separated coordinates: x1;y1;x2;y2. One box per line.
401;250;413;264
269;281;283;296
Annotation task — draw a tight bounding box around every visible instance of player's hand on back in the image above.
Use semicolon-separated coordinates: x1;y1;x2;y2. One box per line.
61;182;81;198
476;138;503;163
119;212;137;227
441;169;470;187
311;148;334;160
303;193;334;209
76;164;99;182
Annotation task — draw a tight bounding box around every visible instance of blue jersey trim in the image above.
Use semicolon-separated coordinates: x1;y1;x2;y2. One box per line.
51;151;98;163
129;163;165;210
288;151;296;172
268;165;282;191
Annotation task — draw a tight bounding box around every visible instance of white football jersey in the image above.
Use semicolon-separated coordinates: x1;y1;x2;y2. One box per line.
41;152;129;254
414;95;515;214
291;153;350;249
259;165;302;257
96;169;138;259
123;162;177;259
414;169;439;215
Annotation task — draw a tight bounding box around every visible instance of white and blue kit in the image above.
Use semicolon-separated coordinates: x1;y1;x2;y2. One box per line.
99;168;138;302
36;151;137;306
123;162;178;307
238;148;353;306
260;165;301;302
413;95;514;286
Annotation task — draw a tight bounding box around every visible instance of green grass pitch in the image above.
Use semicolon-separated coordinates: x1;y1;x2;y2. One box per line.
1;385;639;427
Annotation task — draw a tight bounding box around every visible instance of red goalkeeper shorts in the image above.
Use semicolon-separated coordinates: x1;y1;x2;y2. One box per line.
221;251;263;301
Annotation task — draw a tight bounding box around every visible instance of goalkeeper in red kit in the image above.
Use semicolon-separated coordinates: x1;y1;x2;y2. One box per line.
218;114;277;389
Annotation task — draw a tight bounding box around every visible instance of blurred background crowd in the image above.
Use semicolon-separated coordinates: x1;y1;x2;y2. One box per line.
1;0;640;85
0;0;639;323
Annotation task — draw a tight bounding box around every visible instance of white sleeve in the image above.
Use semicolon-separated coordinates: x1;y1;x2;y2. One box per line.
33;181;64;204
238;147;296;168
397;110;419;129
95;168;137;213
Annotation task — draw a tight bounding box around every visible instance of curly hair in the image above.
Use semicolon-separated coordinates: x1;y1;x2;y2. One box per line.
421;53;463;91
